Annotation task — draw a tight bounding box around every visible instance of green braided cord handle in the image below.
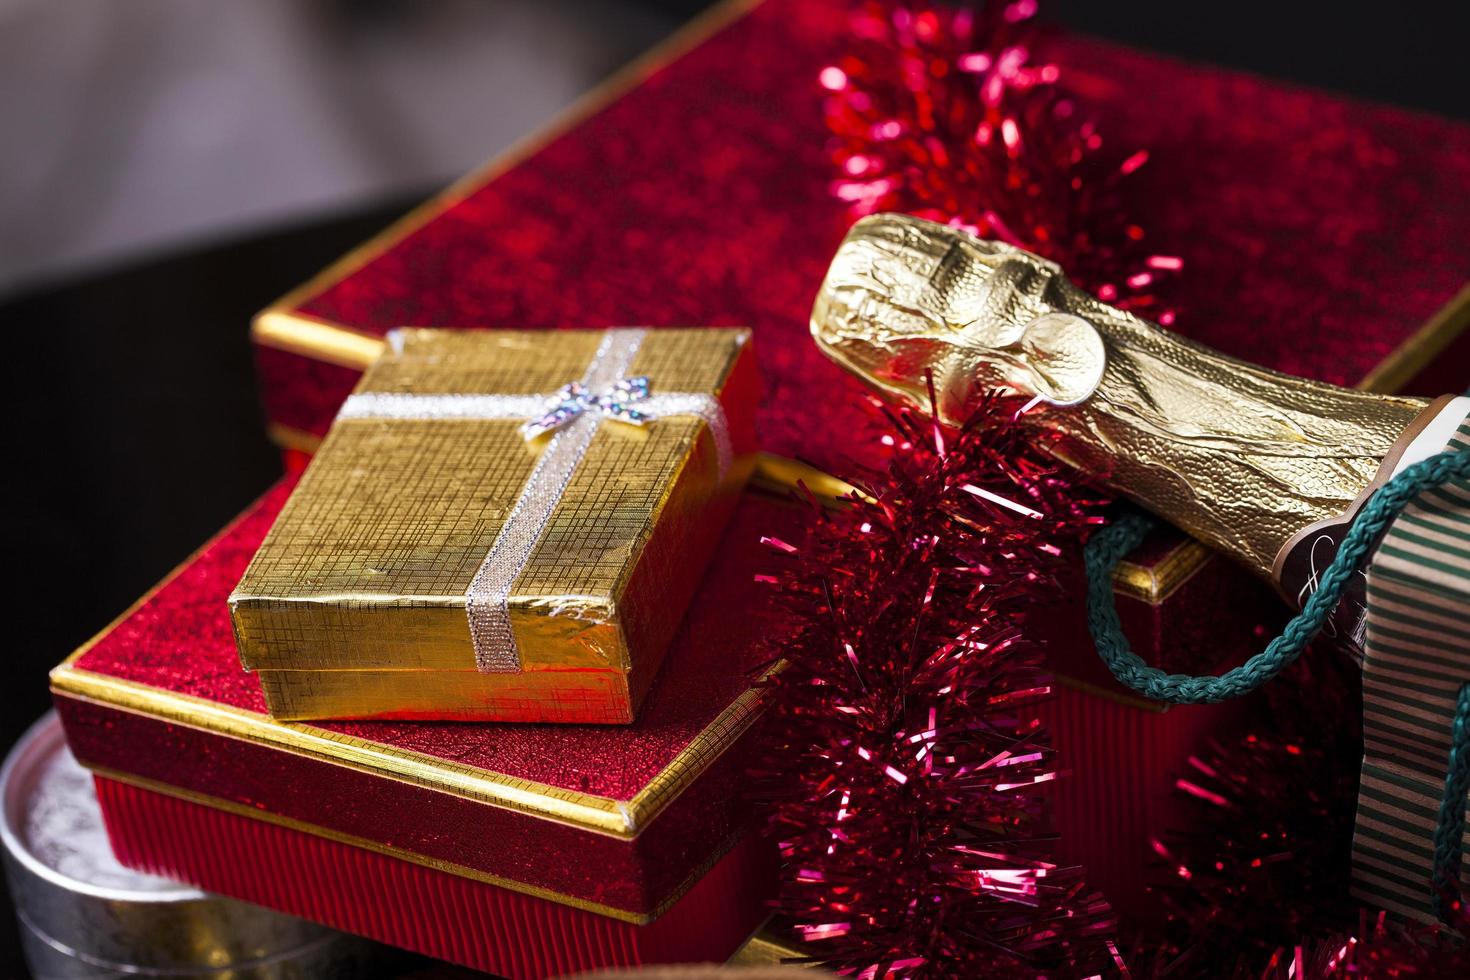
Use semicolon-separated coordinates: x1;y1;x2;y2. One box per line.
1084;449;1470;705
1433;682;1470;922
1085;447;1470;921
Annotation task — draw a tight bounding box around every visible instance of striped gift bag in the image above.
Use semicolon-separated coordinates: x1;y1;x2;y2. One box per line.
1354;412;1470;921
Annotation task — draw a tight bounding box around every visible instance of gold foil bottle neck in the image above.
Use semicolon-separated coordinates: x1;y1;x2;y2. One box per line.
811;213;1429;585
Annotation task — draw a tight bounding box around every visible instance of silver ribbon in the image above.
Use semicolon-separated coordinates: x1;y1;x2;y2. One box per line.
336;328;732;672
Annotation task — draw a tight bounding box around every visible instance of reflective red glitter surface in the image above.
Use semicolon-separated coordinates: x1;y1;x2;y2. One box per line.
265;0;1470;463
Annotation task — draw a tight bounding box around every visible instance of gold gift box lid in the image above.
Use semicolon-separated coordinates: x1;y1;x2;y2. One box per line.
231;327;758;724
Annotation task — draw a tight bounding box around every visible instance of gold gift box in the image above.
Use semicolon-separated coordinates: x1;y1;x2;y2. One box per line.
231;327;757;723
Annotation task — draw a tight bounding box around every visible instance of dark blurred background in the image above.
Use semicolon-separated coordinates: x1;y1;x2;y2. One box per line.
1;0;1468;974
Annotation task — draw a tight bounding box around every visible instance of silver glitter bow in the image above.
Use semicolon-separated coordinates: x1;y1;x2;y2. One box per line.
337;329;732;674
520;375;654;440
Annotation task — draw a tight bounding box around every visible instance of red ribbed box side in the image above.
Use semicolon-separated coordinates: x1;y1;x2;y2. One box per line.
94;777;775;978
1041;684;1248;918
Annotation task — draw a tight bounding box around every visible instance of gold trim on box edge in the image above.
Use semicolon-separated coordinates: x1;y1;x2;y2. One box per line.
1357;284;1470;395
89;766;746;926
1111;538;1212;605
268;420;329;454
728;925;810;967
253;311;385;370
51;663;766;840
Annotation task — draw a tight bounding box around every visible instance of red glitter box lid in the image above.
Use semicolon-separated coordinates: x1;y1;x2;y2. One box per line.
51;480;797;923
251;0;1470;609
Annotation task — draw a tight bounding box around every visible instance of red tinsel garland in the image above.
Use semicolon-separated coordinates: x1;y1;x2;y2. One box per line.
1137;635;1470;979
821;0;1178;321
1283;903;1470;979
752;396;1114;978
1136;651;1362;975
755;2;1168;973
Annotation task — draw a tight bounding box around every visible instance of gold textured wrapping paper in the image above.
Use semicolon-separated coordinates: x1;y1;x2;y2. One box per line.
231;328;756;723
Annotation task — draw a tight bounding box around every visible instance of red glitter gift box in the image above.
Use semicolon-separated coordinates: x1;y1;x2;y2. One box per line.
51;483;794;977
245;0;1469;917
250;0;1470;683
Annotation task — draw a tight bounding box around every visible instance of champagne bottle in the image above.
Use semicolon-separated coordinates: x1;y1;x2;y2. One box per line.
811;213;1466;653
